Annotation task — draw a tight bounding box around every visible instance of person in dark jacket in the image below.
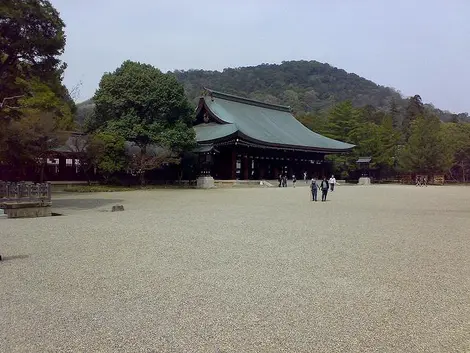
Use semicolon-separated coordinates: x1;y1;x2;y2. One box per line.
278;174;282;187
282;174;287;187
320;177;329;201
311;177;319;201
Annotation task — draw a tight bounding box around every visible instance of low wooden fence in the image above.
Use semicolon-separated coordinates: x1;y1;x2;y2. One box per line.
0;181;51;203
399;175;445;185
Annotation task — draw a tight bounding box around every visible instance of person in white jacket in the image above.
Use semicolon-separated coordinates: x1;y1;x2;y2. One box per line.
329;175;336;192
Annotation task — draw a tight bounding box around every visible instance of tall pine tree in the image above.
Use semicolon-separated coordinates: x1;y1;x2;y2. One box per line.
402;95;425;140
399;115;452;174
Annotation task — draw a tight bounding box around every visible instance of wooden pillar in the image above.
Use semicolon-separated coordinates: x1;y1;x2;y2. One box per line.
243;156;249;180
58;156;66;179
259;160;265;180
231;149;237;180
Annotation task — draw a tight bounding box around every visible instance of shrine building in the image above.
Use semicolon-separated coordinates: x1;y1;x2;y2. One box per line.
194;89;354;180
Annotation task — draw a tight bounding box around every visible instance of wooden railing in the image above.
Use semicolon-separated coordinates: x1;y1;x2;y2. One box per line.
0;182;51;203
399;174;445;185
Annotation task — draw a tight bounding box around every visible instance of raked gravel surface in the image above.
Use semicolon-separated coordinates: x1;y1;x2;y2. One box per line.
1;185;470;352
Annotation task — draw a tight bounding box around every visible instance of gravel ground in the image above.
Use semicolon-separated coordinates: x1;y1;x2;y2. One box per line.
1;185;469;352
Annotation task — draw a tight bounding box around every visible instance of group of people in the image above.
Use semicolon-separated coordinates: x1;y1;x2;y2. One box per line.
278;172;338;202
310;175;337;202
278;174;288;187
415;175;428;187
278;173;299;187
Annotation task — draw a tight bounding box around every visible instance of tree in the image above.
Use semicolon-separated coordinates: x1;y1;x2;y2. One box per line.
67;134;94;184
351;116;401;175
128;145;180;185
68;132;126;184
402;95;425;139
0;0;73;180
323;102;363;177
0;0;69;110
322;101;401;178
296;112;328;135
91;132;126;182
440;122;470;182
399;115;452;174
388;98;402;129
0;0;67;116
324;101;363;143
91;60;196;184
0;78;73;180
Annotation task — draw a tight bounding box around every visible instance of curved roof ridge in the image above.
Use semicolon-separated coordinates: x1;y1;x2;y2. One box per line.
203;88;292;113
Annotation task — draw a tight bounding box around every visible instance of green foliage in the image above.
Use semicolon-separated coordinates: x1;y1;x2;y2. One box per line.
296;112;328;135
63;185;135;193
17;78;74;129
440;122;470;181
1;78;73;179
89;132;127;177
325;101;363;143
78;61;469;125
319;101;401;177
402;95;425;140
172;61;469;122
91;60;196;184
173;61;400;114
399;115;452;174
92;60;195;148
0;0;68;115
0;0;74;179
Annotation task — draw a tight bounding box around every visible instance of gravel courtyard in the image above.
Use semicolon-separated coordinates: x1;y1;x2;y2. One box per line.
1;185;469;352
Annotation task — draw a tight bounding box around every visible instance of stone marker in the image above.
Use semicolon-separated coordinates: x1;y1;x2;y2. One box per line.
196;176;215;189
111;205;124;212
358;177;371;185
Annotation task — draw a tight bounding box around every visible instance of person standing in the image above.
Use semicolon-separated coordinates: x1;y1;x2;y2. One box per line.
423;175;428;187
329;175;336;192
415;175;421;187
303;171;307;183
320;177;329;202
278;174;282;187
311;177;319;201
292;174;297;188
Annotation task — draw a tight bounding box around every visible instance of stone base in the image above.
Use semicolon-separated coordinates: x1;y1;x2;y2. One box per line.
196;176;215;189
358;177;371;185
4;206;52;218
1;201;52;219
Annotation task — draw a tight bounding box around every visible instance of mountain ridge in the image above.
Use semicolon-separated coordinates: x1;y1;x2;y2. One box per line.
76;60;469;124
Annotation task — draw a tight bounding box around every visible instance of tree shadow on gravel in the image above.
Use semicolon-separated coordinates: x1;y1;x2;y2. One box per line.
51;198;125;210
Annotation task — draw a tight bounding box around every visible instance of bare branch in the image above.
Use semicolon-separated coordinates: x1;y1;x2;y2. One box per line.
68;80;83;101
0;95;25;109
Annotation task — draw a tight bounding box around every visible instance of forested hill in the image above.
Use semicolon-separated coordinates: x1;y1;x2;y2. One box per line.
172;60;468;122
174;60;400;112
76;60;468;124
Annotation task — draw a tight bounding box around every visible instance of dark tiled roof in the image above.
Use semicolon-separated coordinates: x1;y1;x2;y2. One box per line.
197;89;354;152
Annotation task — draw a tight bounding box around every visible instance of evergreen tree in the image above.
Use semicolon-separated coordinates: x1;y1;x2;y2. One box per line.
402;95;425;140
389;98;402;130
324;101;362;143
399;115;452;174
440;122;470;181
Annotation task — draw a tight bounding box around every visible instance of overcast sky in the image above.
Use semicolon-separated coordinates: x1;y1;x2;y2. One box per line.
53;0;470;113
